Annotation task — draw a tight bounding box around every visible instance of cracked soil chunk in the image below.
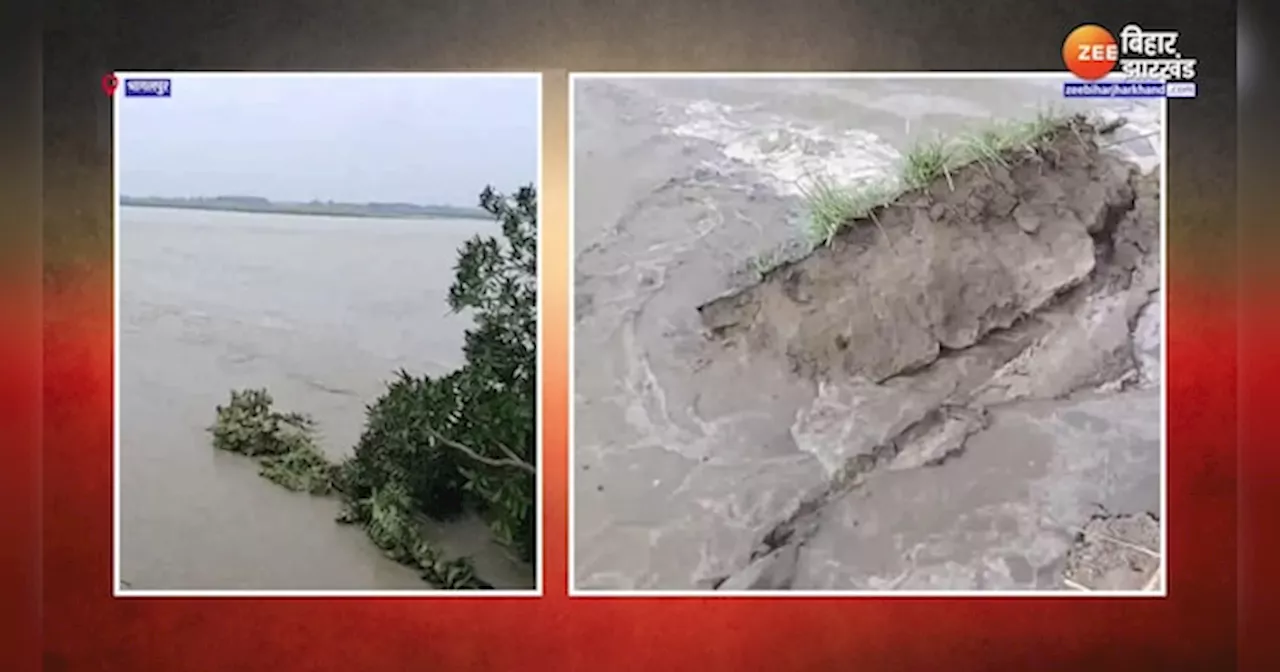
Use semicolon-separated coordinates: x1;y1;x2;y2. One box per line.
1063;513;1162;591
698;127;1134;384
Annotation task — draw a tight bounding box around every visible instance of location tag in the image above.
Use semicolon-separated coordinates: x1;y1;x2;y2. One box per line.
102;74;119;97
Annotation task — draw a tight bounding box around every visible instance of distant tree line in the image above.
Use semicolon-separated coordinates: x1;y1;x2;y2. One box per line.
120;194;491;220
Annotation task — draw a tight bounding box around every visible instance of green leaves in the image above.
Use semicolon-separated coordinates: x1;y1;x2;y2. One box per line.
207;185;538;589
337;185;538;569
209;388;335;494
209;388;316;458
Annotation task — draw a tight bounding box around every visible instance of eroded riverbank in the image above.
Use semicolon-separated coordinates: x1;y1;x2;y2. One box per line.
572;78;1162;592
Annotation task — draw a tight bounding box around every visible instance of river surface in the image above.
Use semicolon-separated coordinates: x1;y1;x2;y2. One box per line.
572;76;1162;590
117;206;534;591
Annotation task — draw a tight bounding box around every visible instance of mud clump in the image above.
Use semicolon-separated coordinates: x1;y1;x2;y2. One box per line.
698;121;1139;384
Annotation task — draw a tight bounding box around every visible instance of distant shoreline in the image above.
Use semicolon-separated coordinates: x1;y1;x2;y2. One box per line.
119;197;493;221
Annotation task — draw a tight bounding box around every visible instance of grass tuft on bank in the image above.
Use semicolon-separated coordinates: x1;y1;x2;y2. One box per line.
796;107;1077;250
209;185;538;590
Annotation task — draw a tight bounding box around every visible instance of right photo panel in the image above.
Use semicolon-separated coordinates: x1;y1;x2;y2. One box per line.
570;75;1165;595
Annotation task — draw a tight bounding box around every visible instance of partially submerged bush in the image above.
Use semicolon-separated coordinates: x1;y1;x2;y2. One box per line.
259;443;337;495
341;481;483;587
209;388;337;495
337;185;538;565
208;185;537;589
210;389;315;458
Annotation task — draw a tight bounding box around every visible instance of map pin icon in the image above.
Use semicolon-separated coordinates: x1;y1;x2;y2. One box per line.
102;74;119;97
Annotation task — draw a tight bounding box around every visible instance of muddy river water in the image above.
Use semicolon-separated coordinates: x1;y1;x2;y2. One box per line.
572;77;1163;591
118;206;533;590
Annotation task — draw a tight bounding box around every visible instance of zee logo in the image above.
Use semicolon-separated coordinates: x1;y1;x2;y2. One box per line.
1062;25;1119;80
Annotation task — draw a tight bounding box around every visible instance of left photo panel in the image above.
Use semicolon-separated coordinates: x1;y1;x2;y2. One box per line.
113;72;542;595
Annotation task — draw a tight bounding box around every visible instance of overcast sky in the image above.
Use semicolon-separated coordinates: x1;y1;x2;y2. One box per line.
118;75;539;206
